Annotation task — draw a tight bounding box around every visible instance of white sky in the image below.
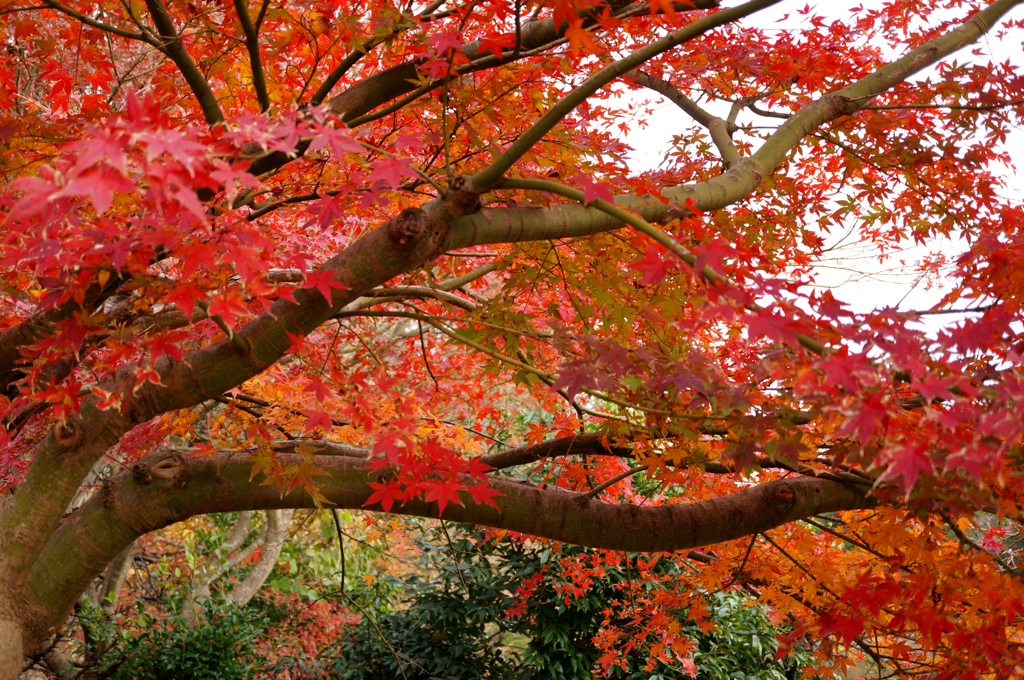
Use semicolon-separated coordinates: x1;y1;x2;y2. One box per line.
618;0;1024;327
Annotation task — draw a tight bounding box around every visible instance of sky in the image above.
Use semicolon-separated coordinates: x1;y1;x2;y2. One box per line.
617;0;1024;328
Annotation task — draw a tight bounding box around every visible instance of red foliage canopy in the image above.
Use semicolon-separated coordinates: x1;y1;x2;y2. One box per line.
2;0;1024;676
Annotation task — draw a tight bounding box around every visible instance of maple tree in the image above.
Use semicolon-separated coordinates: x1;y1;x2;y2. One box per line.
2;0;1024;675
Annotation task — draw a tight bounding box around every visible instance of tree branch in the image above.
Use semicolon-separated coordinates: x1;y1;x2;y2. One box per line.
232;0;270;111
0;275;129;397
864;98;1024;111
479;432;631;469
249;0;718;174
449;0;1023;248
96;540;135;613
365;285;480;312
470;0;781;189
181;510;255;626
142;0;223;124
629;70;741;168
1;195;465;603
39;0;149;41
26;450;874;628
225;508;293;606
308;31;393;107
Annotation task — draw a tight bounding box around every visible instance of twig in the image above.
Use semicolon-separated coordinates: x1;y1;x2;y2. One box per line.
583;464;646;499
440;521;470;596
331;508;346;594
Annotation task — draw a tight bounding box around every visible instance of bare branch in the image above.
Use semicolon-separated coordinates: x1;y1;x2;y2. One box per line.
865;98;1024;112
225;509;294;606
471;0;781;188
629;70;741;168
480;432;630;469
364;285;480;312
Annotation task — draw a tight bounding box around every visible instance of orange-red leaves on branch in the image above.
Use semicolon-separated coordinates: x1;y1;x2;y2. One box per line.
2;0;1024;676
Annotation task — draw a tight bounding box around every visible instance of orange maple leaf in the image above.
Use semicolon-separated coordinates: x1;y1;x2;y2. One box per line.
564;20;596;57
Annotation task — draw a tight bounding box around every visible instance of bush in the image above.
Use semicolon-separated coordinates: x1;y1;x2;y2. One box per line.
286;524;819;680
91;600;267;680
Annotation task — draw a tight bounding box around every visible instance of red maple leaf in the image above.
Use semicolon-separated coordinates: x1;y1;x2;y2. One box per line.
465;480;502;509
424;478;465;515
819;608;865;645
300;408;335;434
145;333;184;363
552;361;597;401
838;390;889;447
478;33;516;59
631;246;673;286
364;479;405;512
309;126;362;159
882;444;934;491
426;30;462;56
571;173;615;205
207;288;250;328
368;156;415;188
303;269;348;304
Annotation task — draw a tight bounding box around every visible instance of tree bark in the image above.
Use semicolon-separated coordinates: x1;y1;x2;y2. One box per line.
21;449;873;649
0;618;21;680
179;512;257;627
179;510;292;627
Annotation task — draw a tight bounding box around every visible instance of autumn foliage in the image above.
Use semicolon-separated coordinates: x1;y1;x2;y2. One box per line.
2;0;1024;676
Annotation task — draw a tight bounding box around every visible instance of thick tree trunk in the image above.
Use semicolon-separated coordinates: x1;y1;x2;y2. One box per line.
0;616;23;680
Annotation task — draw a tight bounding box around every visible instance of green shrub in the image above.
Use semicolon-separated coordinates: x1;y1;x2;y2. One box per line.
92;600;267;680
293;524;819;680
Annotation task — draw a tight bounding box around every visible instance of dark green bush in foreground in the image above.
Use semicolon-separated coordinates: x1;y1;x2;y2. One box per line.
90;601;266;680
295;525;818;680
